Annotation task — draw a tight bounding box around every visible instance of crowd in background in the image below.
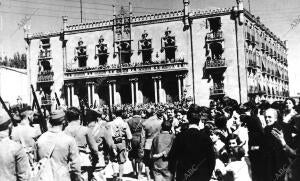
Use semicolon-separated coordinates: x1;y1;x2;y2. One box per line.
0;96;300;181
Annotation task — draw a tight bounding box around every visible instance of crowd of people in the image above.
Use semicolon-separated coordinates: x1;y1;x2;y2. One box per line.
0;96;300;181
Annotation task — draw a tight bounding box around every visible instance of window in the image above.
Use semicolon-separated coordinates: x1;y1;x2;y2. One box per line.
75;38;88;67
138;30;153;63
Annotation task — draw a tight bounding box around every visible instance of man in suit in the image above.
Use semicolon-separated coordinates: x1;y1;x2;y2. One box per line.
169;104;216;181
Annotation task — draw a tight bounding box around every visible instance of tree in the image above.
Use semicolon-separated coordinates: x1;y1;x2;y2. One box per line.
0;52;26;69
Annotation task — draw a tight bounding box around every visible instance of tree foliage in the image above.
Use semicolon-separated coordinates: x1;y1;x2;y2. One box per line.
0;52;27;69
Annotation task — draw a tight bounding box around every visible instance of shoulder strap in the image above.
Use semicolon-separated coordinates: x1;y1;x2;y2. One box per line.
46;134;57;158
134;119;143;133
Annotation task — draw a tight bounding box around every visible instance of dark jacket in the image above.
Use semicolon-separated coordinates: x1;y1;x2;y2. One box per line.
169;127;216;181
262;121;291;181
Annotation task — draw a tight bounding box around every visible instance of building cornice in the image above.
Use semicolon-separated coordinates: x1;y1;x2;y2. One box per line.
26;30;62;40
25;7;233;39
191;8;232;19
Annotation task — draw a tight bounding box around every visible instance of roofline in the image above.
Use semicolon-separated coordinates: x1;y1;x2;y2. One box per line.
0;66;27;75
25;7;232;40
243;9;287;49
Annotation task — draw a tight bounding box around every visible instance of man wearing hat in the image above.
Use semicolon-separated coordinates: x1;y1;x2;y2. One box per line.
0;109;30;180
64;107;99;181
35;109;81;181
11;108;41;165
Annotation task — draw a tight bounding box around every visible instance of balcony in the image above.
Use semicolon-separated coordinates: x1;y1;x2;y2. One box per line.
247;59;257;69
205;58;226;69
64;60;188;80
206;31;224;42
38;50;52;60
37;71;54;83
210;85;225;98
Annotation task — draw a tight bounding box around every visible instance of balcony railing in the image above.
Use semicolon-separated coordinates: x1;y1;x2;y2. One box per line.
37;71;54;83
65;60;188;80
38;50;52;60
205;58;226;69
210;85;225;97
206;31;224;42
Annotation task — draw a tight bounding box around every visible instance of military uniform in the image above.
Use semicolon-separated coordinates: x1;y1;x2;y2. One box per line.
64;121;99;181
127;115;145;162
0;109;30;181
109;116;132;164
35;109;81;181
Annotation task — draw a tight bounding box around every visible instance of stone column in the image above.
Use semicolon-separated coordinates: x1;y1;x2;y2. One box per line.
91;82;95;107
135;80;142;104
108;81;113;106
66;83;72;107
153;77;158;104
70;83;75;107
157;76;162;103
87;82;91;107
108;80;117;105
177;75;182;101
130;80;135;105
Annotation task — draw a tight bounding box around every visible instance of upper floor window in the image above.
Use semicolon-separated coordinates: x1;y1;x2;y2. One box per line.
74;38;88;67
138;30;153;63
95;35;109;65
161;27;177;62
207;17;221;32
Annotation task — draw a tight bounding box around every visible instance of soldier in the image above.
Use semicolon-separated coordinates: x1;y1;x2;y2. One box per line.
11;108;41;166
86;108;118;181
34;109;81;181
142;108;164;181
127;108;146;179
64;107;99;181
109;107;132;181
0;109;30;181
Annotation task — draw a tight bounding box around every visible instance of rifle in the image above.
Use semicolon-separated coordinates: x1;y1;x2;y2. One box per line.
54;92;61;106
0;96;17;126
31;84;47;133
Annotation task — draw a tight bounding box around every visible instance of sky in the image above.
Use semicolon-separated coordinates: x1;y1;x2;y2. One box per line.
0;0;299;96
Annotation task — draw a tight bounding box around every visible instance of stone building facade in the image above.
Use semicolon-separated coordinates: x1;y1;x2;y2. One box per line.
25;0;289;109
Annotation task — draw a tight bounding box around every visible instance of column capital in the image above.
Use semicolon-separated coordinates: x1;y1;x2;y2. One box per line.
129;78;138;82
65;82;74;87
107;80;116;84
86;81;95;85
152;76;162;80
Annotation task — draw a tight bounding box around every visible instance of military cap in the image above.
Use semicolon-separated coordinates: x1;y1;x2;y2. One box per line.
50;109;65;124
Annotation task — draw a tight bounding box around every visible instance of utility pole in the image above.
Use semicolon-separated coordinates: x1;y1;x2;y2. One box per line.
80;0;83;23
248;0;251;12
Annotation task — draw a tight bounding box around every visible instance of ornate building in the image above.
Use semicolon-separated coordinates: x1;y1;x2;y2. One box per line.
25;0;289;109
